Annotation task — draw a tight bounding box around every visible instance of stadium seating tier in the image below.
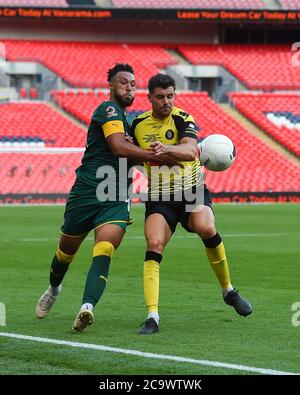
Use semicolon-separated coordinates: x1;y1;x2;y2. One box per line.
0;102;86;147
0;152;81;194
178;44;300;90
3;40;299;91
229;93;300;157
52;90;300;193
3;40;176;89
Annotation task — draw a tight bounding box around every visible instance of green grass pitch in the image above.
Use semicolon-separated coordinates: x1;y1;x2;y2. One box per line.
0;204;299;375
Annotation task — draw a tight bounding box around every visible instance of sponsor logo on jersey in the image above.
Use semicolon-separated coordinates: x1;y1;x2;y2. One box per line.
142;134;162;143
106;106;118;118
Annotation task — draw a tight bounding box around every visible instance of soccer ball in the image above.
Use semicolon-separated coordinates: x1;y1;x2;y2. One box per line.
199;134;236;172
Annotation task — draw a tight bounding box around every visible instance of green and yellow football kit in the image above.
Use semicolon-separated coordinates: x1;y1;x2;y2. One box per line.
46;100;133;312
61;100;132;237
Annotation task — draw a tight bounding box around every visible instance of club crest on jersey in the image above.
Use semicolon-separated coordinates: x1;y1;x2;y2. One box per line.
106;106;118;118
165;129;174;140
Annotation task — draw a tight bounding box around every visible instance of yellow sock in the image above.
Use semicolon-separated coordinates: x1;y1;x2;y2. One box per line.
93;241;115;258
206;242;232;289
56;247;75;264
144;260;160;314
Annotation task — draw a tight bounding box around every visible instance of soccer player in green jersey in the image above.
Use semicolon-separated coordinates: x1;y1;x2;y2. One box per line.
131;74;252;334
35;64;178;333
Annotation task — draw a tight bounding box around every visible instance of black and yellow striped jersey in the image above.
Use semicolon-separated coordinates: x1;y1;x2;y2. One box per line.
131;107;204;197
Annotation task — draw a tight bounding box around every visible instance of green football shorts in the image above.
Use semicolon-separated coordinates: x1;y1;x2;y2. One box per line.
61;193;131;237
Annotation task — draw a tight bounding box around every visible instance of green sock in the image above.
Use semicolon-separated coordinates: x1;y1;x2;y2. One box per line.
49;254;70;287
82;255;110;306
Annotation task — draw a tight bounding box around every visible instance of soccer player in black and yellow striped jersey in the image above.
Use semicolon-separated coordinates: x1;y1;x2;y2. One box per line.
35;64;178;333
131;74;252;335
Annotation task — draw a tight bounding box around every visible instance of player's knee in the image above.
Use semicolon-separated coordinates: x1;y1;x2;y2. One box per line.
196;224;216;239
146;238;165;254
59;236;82;256
56;247;76;264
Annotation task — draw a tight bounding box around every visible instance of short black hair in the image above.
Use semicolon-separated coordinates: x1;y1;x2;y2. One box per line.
148;73;176;93
107;63;134;82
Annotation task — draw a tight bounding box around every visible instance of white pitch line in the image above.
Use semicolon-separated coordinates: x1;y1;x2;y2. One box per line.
0;332;298;376
0;233;293;243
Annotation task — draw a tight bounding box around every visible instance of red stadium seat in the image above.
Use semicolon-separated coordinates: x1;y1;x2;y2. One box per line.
29;88;39;100
19;88;27;99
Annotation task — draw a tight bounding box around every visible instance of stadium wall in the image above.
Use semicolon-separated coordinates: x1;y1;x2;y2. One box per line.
0;15;298;44
0;18;218;43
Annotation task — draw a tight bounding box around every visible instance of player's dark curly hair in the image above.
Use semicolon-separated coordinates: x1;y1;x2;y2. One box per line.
148;73;176;93
107;63;134;82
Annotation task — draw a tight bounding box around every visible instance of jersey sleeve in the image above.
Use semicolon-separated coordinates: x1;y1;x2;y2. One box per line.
93;103;125;139
129;117;140;145
130;115;149;146
173;112;199;140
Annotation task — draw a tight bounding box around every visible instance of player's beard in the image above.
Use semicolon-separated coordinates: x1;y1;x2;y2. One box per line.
115;92;135;108
160;105;172;116
156;104;172;118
